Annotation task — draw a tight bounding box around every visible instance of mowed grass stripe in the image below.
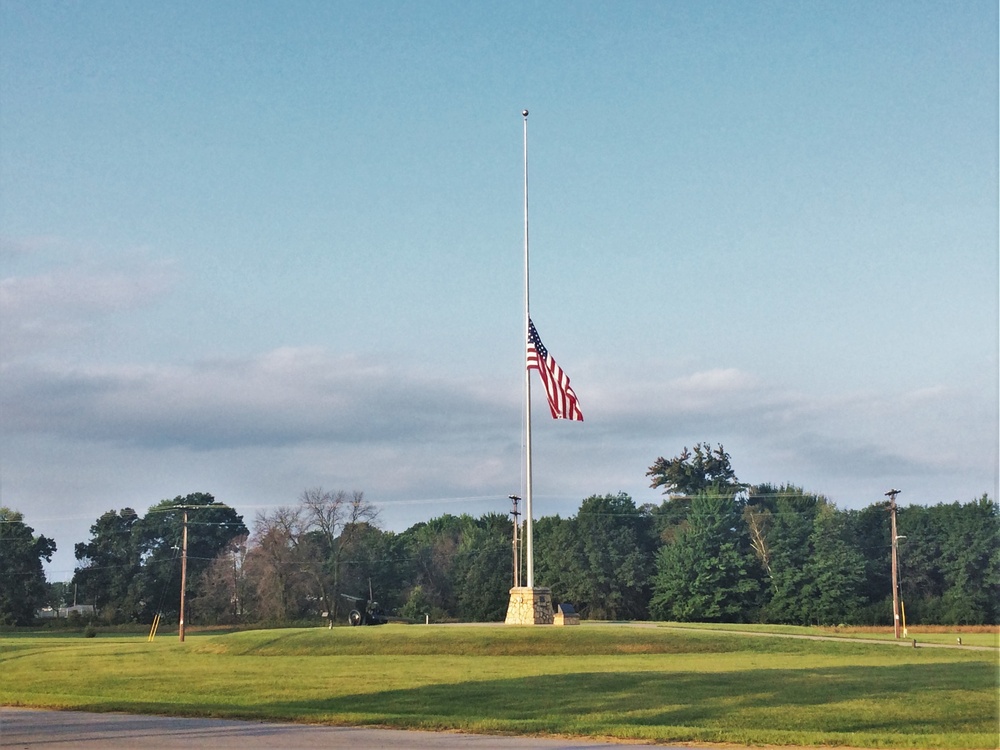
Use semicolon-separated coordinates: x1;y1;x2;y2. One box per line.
195;624;749;656
2;624;996;749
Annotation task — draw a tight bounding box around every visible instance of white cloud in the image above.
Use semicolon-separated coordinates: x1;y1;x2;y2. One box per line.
5;347;992;501
0;256;178;356
572;365;996;508
2;344;994;579
1;347;518;450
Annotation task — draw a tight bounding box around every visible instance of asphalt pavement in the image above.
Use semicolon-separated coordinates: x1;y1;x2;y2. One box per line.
0;708;704;749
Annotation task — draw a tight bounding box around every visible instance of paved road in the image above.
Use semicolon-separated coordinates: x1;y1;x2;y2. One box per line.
0;708;704;749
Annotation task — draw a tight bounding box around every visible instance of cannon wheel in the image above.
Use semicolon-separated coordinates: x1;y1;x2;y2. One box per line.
348;609;363;626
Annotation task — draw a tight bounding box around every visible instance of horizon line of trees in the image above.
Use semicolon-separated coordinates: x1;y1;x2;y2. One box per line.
3;445;997;627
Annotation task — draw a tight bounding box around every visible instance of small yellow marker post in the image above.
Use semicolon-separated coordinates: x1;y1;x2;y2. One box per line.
147;613;161;642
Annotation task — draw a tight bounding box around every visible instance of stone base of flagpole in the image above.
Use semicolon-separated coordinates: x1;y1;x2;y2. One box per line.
504;587;554;625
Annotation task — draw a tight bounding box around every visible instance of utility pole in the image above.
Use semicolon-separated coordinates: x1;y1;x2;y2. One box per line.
508;495;521;588
147;500;237;643
179;508;188;642
886;489;901;639
231;543;241;622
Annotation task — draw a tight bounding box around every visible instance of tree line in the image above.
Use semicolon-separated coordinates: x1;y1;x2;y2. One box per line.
2;444;997;627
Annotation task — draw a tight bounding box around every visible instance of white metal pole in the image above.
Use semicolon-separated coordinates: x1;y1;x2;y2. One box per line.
522;109;534;590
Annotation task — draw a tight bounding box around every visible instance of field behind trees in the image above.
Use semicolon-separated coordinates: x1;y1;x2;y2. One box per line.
2;624;997;749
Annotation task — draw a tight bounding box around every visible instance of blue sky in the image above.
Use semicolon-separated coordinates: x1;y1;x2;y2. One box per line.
1;1;996;580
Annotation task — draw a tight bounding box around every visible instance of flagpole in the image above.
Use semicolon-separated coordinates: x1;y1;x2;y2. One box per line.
522;108;534;590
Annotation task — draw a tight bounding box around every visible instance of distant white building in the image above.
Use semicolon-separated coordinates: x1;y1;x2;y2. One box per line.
59;604;96;618
36;604;98;619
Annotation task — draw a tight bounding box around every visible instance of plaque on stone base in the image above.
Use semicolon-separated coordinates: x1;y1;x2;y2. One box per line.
504;586;554;625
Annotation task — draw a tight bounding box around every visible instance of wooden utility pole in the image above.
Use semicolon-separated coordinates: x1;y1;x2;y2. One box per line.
886;489;901;639
147;500;236;642
179;508;188;642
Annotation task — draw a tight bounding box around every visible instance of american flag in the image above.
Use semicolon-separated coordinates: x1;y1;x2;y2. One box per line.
527;318;584;421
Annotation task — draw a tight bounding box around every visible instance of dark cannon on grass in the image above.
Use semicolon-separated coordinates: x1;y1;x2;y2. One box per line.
340;592;388;626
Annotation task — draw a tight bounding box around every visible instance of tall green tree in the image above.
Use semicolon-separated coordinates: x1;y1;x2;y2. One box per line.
532;514;576;603
454;514;512;621
805;503;866;625
396;512;519;622
337;523;410;617
647;444;744;548
860;497;1000;626
936;495;999;624
757;486;823;624
894;504;946;623
138;493;247;623
650;493;760;622
647;443;743;498
844;502;893;625
0;508;56;625
73;508;142;622
401;514;469;616
552;493;655;620
648;497;693;544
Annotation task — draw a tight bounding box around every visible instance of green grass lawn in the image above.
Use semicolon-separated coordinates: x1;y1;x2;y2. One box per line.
2;624;997;749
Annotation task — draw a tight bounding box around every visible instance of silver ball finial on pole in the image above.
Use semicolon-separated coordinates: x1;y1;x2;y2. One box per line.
522;109;529;117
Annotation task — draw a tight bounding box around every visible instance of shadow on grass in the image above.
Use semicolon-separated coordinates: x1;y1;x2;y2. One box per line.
115;661;996;742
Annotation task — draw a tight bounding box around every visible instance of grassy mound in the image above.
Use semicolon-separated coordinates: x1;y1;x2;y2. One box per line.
3;623;997;749
195;623;755;656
